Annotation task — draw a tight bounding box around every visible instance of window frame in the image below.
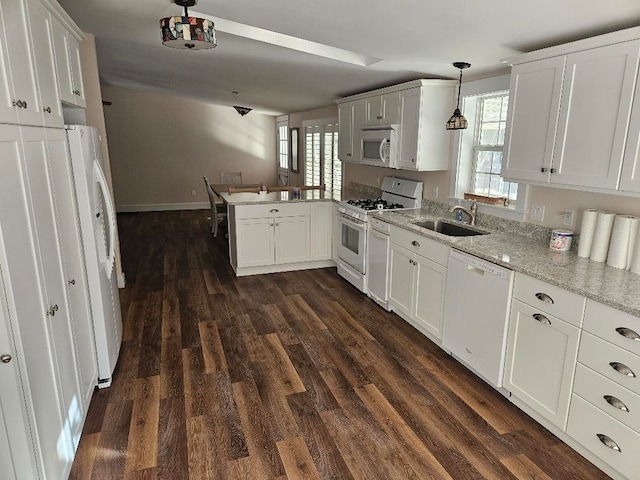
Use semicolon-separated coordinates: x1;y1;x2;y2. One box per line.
302;117;341;199
449;75;528;221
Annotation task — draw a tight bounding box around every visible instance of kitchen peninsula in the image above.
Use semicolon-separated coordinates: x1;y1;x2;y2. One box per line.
219;190;337;276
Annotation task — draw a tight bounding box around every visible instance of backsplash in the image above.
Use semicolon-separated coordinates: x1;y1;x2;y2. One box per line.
346;181;382;200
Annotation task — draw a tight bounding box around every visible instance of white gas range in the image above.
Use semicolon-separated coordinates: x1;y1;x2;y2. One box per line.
336;177;423;292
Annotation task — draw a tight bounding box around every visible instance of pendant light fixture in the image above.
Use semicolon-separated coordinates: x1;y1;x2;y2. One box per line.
160;0;217;50
231;91;252;116
446;62;471;130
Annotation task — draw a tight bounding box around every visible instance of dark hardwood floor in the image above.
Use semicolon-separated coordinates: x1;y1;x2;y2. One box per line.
69;210;608;479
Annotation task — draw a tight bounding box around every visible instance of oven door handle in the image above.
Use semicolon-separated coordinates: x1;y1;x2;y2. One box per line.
338;212;366;228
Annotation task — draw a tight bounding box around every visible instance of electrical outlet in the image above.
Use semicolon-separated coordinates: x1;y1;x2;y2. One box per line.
432;186;439;198
562;209;575;227
191;189;197;196
530;204;545;222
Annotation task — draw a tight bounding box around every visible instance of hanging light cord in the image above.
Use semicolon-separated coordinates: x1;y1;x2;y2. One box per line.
455;69;463;110
183;4;189;16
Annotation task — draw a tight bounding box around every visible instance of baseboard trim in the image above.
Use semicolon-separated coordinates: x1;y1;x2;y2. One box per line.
116;202;209;213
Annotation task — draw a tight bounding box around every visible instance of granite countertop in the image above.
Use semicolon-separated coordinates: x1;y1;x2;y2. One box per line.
373;208;640;318
221;189;340;205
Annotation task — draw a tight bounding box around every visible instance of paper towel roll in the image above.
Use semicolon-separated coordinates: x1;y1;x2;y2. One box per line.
578;209;599;258
627;217;640;270
607;215;635;269
590;211;616;263
630;234;640;275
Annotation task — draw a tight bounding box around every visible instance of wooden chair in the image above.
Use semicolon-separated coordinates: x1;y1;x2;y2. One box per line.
219;171;243;185
203;175;227;237
228;185;261;194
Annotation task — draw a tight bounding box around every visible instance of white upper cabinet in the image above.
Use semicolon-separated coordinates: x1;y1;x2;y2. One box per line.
337;79;455;171
503;28;640;195
551;41;640;189
621;58;640;193
502;57;565;183
51;14;85;108
366;92;400;125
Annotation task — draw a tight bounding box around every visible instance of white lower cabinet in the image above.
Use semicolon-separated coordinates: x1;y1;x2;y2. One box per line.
231;201;333;275
503;299;580;429
388;226;448;340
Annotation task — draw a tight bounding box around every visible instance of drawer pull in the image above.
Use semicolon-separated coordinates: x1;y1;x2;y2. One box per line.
411;240;420;247
609;362;636;378
532;313;551;325
616;327;640;341
604;395;630;412
269;209;279;213
534;292;554;304
596;434;622;453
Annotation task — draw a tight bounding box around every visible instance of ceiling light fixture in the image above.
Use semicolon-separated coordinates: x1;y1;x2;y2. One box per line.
160;0;216;50
446;62;471;130
231;91;252;116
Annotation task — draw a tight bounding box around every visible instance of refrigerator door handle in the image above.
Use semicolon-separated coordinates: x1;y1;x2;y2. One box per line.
94;161;116;278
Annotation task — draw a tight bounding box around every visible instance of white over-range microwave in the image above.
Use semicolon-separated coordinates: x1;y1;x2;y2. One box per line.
360;124;399;168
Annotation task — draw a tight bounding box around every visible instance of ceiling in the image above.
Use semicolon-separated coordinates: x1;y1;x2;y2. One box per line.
57;0;640;116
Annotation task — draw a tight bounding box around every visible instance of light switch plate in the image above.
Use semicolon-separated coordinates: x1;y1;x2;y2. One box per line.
562;209;575;227
530;204;545;222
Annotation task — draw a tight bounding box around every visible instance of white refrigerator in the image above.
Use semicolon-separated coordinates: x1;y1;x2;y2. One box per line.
66;125;122;387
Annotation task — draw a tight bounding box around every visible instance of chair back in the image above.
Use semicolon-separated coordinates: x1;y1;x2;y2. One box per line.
220;171;243;185
203;175;217;204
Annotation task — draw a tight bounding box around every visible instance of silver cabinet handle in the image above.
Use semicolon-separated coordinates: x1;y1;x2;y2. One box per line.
73;89;81;96
22;101;27;109
616;327;640;341
550;168;557;173
68;279;76;285
376;115;382;119
411;240;420;247
596;434;621;452
12;100;25;108
541;167;548;173
604;395;630;412
44;106;52;114
47;305;59;316
269;223;274;227
0;354;11;364
269;209;279;213
535;292;554;304
609;362;636;378
532;313;551;325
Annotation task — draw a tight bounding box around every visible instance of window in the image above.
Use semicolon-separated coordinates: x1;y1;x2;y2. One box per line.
276;115;289;185
303;118;341;198
472;94;518;202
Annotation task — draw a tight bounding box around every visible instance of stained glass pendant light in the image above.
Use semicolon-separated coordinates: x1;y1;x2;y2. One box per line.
160;0;217;50
446;62;471;130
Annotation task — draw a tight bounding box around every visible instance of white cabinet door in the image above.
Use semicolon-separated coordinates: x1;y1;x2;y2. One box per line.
338;102;354;161
51;13;74;105
236;217;275;267
275;215;309;264
26;0;62;128
502;57;565;183
382;91;400;124
503;299;580;430
413;254;447;340
22;127;81;466
397;88;421;170
0;2;19;126
0;0;43;127
551;41;640;189
0;255;39;480
67;34;85;107
46;128;97;412
620;67;640;193
365;95;382;125
388;243;414;317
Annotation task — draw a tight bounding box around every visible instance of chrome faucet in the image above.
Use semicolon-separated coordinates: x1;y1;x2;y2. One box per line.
450;200;478;225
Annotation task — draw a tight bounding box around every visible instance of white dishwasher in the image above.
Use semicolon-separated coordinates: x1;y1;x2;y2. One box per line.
366;218;392;310
442;249;514;388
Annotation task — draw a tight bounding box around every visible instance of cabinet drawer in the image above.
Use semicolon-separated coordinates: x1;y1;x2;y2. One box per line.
389;225;449;266
567;394;640;479
579;332;640;396
235;202;310;220
584;299;640;357
574;363;640;432
513;273;585;327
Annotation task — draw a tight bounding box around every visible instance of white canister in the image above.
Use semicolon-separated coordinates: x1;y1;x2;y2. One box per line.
550;229;573;252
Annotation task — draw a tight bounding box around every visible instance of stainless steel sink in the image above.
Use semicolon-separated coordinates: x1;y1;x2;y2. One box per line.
412;219;488;237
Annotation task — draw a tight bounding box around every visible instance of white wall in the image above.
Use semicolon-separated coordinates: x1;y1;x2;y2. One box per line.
101;85;277;211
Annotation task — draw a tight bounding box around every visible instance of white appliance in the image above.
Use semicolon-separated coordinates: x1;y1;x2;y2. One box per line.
442;250;514;388
337;177;423;292
367;218;392;310
360;124;399;167
66;125;122;387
